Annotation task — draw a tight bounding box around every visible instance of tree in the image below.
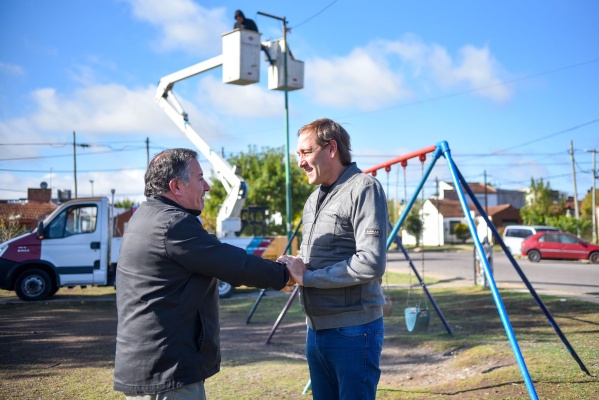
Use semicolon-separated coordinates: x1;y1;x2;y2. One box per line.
0;218;28;243
453;222;470;243
405;205;423;247
580;189;598;220
202;146;313;236
520;178;564;225
114;198;139;209
545;215;591;238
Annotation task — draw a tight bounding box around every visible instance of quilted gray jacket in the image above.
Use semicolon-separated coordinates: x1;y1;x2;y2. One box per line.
299;162;388;330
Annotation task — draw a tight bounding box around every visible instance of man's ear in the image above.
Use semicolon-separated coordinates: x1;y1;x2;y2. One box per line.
168;179;180;196
328;139;338;158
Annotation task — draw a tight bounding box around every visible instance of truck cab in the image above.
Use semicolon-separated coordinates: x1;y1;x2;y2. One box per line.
0;197;116;301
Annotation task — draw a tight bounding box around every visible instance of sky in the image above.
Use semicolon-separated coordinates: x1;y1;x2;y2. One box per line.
0;0;598;206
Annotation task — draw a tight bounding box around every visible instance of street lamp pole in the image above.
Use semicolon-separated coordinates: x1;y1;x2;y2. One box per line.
257;11;293;246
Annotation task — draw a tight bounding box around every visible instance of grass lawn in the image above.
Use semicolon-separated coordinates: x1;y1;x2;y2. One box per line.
0;281;597;399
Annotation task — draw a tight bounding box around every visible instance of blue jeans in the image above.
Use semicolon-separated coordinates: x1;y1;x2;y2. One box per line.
306;317;384;400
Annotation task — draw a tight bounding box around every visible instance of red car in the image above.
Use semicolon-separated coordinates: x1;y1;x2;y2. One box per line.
521;231;599;263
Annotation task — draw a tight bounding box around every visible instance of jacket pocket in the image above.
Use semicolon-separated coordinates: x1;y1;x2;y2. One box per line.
304;286;363;317
195;312;205;351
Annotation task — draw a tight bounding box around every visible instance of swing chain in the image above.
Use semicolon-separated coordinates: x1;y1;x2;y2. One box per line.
419;156;428;310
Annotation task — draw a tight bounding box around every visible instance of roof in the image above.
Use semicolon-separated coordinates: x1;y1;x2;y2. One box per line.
486;204;512;216
0;201;57;222
430;199;477;218
444;182;497;194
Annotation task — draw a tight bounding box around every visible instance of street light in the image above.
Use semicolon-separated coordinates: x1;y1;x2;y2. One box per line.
90;180;94;197
257;11;292;246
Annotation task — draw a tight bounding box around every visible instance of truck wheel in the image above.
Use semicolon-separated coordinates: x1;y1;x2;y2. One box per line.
590;252;599;264
15;268;52;301
218;280;235;298
527;250;541;263
48;283;60;297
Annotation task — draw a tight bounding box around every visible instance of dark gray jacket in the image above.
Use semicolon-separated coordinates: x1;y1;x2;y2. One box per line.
299;163;388;330
114;196;289;395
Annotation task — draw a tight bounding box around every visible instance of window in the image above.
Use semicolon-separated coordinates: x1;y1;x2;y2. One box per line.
45;205;98;239
560;234;578;244
506;228;533;239
541;233;560;243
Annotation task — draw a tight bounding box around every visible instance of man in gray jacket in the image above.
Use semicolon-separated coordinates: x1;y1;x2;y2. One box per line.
114;148;292;399
279;118;388;400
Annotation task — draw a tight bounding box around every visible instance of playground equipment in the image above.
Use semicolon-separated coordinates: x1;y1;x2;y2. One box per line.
367;140;591;400
265;141;590;400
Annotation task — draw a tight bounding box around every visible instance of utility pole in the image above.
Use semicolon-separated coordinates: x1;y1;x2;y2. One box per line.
585;149;597;244
258;11;292;246
73;131;78;198
484;170;488;214
570;140;580;218
146;137;150;166
436;176;441;246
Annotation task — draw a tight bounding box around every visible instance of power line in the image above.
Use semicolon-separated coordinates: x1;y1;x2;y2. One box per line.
0;146;147;162
291;0;338;30
0;167;145;173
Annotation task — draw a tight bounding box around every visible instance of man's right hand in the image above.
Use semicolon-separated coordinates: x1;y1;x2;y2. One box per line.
277;256;307;286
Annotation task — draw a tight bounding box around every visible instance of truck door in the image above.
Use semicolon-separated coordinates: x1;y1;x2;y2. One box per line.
41;203;106;285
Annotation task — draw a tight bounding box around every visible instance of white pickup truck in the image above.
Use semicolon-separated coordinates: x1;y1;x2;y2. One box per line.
0;197;290;301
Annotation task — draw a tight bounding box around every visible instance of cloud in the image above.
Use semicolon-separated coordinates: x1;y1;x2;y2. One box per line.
125;0;229;56
306;35;512;110
384;35;513;102
0;83;229;158
306;48;411;110
0;62;25;77
198;76;282;117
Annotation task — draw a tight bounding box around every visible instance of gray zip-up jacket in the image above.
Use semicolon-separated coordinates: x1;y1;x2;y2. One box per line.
114;196;289;395
299;162;388;330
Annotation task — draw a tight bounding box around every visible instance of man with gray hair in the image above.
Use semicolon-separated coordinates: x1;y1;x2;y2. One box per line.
114;148;292;399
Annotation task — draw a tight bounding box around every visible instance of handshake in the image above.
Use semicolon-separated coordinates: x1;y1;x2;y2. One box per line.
277;255;307;292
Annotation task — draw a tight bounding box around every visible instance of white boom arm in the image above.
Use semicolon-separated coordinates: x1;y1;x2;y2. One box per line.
155;55;247;238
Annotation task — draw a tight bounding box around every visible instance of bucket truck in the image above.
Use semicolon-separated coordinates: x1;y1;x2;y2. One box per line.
0;30;304;301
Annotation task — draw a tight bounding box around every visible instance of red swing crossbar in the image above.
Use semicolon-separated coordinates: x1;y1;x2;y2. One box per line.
363;144;437;176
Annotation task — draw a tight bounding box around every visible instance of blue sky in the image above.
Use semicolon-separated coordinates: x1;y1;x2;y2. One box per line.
1;0;598;204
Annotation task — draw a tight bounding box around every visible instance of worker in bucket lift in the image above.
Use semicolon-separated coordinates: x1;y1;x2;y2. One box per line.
233;9;274;65
233;9;258;31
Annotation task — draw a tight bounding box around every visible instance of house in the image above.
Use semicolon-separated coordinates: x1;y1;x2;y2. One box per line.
0;188;57;230
440;181;526;209
401;198;523;246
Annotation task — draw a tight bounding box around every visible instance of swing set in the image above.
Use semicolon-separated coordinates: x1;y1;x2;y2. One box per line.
252;140;590;400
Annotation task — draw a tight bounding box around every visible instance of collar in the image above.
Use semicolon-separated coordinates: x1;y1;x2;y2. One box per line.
151;195;202;217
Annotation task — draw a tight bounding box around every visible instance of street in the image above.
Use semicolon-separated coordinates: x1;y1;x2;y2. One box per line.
386;249;599;303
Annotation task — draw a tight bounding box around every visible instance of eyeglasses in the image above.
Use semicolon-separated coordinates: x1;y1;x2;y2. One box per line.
297;143;330;160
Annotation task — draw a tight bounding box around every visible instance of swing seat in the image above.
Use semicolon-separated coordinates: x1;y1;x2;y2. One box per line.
404;306;430;332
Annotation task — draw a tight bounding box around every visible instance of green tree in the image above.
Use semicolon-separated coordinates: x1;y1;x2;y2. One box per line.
0;218;28;243
453;222;470;243
580;189;598;220
546;215;591;238
520;178;565;225
114;198;139;209
405;204;423;247
203;146;313;236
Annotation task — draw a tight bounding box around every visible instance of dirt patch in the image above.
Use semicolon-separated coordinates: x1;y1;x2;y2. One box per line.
0;292;514;398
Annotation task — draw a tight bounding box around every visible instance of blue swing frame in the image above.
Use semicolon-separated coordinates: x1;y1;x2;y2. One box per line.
366;141;591;400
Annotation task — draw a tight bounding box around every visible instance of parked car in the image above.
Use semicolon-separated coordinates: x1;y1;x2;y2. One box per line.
521;231;599;263
502;225;559;255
